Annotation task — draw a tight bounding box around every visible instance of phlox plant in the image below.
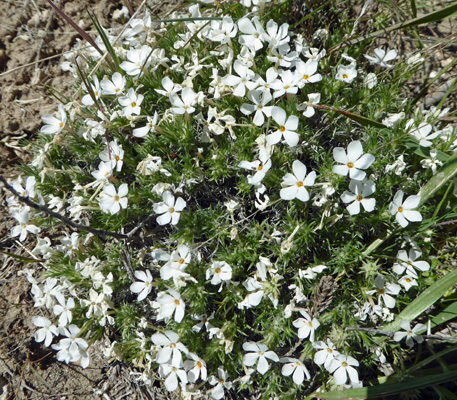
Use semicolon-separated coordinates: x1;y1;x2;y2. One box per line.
5;0;457;398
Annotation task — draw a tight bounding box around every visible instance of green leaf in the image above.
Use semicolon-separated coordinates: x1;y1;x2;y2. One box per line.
0;250;43;263
418;151;457;207
404;139;450;163
315;370;457;399
312;104;387;129
382;268;457;333
406;344;457;374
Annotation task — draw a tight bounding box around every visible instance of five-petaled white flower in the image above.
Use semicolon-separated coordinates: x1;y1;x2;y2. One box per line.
154;289;185;323
340;179;376;215
389;190;422;228
266;106;299;147
239;147;272;185
170;87;198;115
241;89;273;126
243;342;279;375
32;316;58;347
407;121;440;148
100;72;126;95
313;339;339;370
327;354;359;385
51;324;90;368
393;320;426;348
158;362;188;392
53;296;75;326
335;64;357;83
222;60;257;97
367;275;401;309
119;88;144;116
280;160;316;202
184;352;208;382
130;270;154;301
208;368;232;400
293;310;320;342
151;330;189;366
99;183;128;215
153;191;186;226
333;140;375;181
364;48;398;68
40;104;67;135
206;261;232;288
393;248;430;278
10;208;41;242
133;112;158;138
280;357;311;384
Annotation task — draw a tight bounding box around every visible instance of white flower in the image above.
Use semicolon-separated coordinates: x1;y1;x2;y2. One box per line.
280;160;316;202
393;320;426;347
151;330;189;366
206;261;232;287
91;161;113;182
120;45;152;78
222;60;257;97
408;121;440;147
184;352;208;382
299;265;327;280
367;275;401;309
389;190;422;228
392;248;430;279
99;140;124;172
153;191;186;226
52;324;90;368
158;363;188;392
118;88;144;116
100;72;126;95
208;368;232;400
80;288;107;318
336;64;357;83
161;244;191;280
313;339;339;370
382;112;405;129
207;17;238;44
10;208;41;242
81;76;101;106
32;316;58;347
155;76;182;97
154;289;185;323
364;72;377;89
328;354;359;385
133;112;158;138
266;106;299;147
191;313;215;333
280;357;310;384
130;270;154;301
270;69;300;98
238;147;272;185
238;17;265;51
293;310;320;342
169;87;198;115
340;179;376;215
99;183;128;215
297;93;320;118
241;89;273;126
333;140;375;181
398;275;418;291
420;149;442;175
295;60;322;87
40;104;67;135
262;19;289;48
53;296;75;326
243;342;279;374
364;48;398;68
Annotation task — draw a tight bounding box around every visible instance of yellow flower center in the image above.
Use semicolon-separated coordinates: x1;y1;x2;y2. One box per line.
115;195;120;202
131;102;137;107
342;361;348;367
179;258;185;264
343;74;348;79
215;268;221;274
303;74;309;80
347;162;354;168
398;206;403;213
356;195;363;201
297;181;304;187
174;299;180;305
169;207;175;213
279;126;285;132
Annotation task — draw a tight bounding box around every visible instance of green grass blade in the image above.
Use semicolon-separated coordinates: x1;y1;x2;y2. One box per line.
418;151;457;207
382;268;457;333
312;104;387;129
315;370;457;399
406;345;457;374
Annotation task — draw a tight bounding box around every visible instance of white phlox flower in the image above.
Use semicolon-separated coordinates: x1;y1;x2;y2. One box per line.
367;275;401;309
327;354;359;385
130;270;154;301
262;19;289;49
280;160;316;202
267;43;298;68
99;140;124;172
30;277;65;309
389;190;422;228
238;17;265;51
151;330;189;366
336;64;357;83
407;121;440;147
382;112;405;129
298;265;327;280
340;179;376;215
333;140;375;181
255;67;279;93
293;310;320;342
239;147;272;185
392;248;430;278
91;161;113;183
8;176;36;206
398;275;418;291
120;45;152;78
184;352;208;382
80;288;108;319
99;183;128;215
32;316;58;347
393;320;426;347
119;88;144;116
154;288;185;323
295;60;322;88
302;47;326;61
222;60;257;97
207;17;238;44
153;191;187;226
82;75;101;106
191;313;216;333
51;324;90;368
10;208;41;242
280;357;311;384
270;69;300;98
364;48;398;68
53;296;75;326
158;362;188;392
208;368;232;400
241;89;273;126
100;72;126;95
364;72;377;89
40;104;67;135
297;93;320;118
155;76;182;97
160;244;191;280
420;149;442;175
313;339;339;370
206;261;232;289
243;342;279;375
133;112;159;138
169;87;198;115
